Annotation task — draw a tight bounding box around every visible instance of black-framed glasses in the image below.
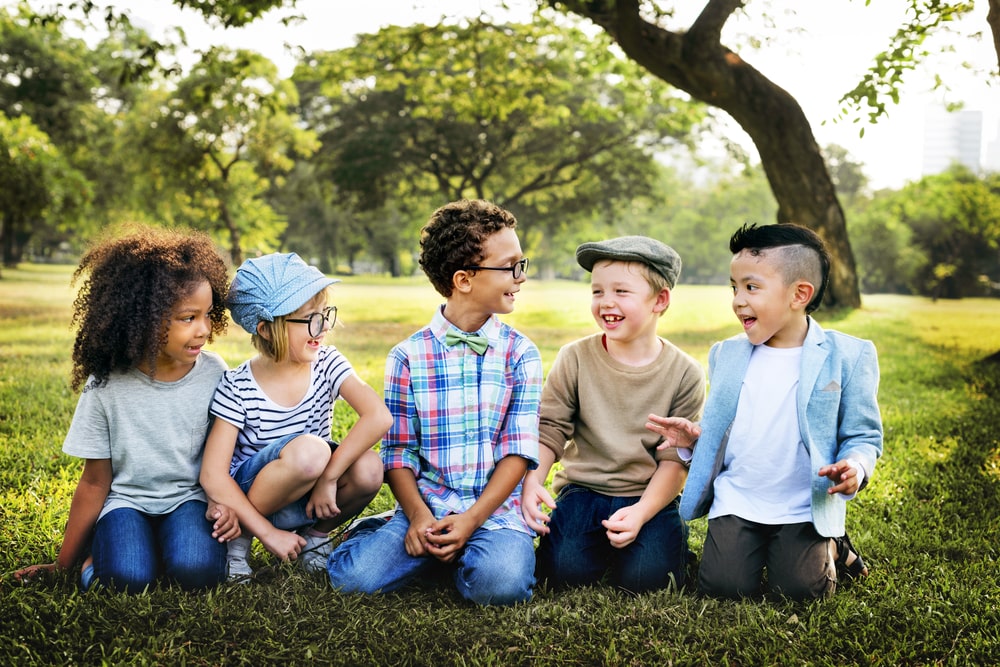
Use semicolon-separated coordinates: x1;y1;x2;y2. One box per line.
286;306;337;337
461;257;529;280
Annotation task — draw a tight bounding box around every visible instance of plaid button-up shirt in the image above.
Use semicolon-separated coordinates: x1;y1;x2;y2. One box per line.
382;306;542;534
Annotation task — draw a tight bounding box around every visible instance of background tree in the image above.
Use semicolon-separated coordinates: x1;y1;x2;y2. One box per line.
547;0;862;308
149;47;318;264
850;167;1000;297
294;15;704;275
0;112;88;267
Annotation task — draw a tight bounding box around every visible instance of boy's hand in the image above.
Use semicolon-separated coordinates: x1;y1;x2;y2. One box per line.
646;414;701;450
206;502;241;542
403;509;436;558
307;477;342;521
818;459;861;496
521;474;556;535
13;562;58;583
424;513;477;563
602;506;644;549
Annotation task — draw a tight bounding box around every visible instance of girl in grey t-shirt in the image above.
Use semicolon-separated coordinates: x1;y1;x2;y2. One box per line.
14;228;241;593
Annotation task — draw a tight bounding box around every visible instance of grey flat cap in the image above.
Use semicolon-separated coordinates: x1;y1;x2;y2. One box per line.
576;235;682;288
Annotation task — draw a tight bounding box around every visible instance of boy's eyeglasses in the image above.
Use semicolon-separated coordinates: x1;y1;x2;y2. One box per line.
286;306;337;337
461;257;529;280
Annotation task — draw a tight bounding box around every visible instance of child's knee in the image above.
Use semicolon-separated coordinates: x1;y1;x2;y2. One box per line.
457;554;535;606
351;450;384;496
282;435;332;479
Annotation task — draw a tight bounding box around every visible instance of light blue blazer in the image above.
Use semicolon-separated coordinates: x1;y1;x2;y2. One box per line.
679;318;883;537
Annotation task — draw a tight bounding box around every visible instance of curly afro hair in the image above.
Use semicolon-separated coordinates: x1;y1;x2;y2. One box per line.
69;226;230;391
418;199;518;297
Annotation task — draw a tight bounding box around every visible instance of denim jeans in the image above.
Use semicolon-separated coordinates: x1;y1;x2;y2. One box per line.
232;433;339;531
327;510;536;606
535;484;688;593
91;500;226;593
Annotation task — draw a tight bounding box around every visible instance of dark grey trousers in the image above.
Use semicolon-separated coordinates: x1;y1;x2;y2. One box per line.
698;515;836;601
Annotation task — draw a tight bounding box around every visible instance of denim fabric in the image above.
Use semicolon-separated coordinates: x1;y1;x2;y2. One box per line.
232;433;338;531
327;510;536;606
90;500;226;593
535;485;688;593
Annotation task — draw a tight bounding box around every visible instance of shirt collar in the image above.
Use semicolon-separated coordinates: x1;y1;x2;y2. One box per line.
431;304;500;349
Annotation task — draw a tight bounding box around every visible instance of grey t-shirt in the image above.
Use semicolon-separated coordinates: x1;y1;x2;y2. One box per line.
63;351;227;520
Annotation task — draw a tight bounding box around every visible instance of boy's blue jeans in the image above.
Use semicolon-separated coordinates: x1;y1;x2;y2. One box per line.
91;500;226;593
327;510;536;606
535;484;688;593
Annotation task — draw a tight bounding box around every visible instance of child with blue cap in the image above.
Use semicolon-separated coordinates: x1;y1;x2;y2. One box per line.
200;252;392;580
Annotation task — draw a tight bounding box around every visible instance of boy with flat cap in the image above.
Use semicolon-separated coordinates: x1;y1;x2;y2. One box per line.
521;236;706;592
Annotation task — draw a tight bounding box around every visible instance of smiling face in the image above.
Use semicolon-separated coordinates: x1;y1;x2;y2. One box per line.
282;292;330;365
463;226;527;318
590;260;668;344
729;249;811;348
154;280;214;379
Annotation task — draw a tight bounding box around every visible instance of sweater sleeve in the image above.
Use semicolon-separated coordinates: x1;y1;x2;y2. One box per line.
538;344;579;462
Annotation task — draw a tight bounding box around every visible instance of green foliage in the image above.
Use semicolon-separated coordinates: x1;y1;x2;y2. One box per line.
836;1;977;125
293;13;705;243
849;167;1000;297
4;264;1000;665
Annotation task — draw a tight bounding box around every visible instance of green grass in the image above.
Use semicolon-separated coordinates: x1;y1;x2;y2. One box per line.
2;264;1000;666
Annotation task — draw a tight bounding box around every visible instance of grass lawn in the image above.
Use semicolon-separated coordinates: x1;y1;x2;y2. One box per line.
2;263;999;666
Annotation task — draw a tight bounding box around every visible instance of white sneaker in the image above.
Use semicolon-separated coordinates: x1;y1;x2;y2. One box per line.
226;535;253;583
298;530;334;574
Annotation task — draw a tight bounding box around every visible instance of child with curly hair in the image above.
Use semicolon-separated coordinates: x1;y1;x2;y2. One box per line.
14;226;240;593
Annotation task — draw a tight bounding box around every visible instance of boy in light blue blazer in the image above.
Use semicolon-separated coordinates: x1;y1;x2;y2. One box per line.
648;223;882;600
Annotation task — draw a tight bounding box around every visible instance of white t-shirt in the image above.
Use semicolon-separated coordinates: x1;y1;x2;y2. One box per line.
710;344;812;524
209;345;354;475
63;351;227;520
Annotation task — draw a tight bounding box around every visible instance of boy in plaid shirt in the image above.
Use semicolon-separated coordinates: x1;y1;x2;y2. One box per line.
327;199;542;605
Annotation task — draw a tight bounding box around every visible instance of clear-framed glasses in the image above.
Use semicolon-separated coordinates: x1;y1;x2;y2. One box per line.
286;306;337;337
461;257;529;280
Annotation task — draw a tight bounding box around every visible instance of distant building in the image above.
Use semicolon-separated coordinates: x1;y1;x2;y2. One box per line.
921;107;982;176
984;119;1000;174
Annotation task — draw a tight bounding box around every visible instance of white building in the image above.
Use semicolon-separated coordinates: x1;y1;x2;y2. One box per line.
921;107;983;176
983;119;1000;174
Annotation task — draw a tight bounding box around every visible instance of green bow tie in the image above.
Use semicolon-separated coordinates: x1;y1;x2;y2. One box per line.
444;329;489;355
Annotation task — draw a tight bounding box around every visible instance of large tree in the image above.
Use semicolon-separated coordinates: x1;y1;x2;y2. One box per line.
147;47;318;264
295;16;703;259
547;0;862;308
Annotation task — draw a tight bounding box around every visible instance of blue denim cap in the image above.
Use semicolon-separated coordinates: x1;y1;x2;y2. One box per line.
576;235;682;288
227;252;339;334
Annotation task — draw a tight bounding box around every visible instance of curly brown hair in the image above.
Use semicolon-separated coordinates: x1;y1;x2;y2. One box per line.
69;226;230;391
418;199;519;297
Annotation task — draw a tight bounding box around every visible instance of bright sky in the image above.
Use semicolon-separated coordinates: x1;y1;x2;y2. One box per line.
22;0;1000;189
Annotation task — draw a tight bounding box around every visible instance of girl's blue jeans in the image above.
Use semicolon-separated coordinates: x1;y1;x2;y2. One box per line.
90;499;226;593
327;510;536;606
535;484;688;593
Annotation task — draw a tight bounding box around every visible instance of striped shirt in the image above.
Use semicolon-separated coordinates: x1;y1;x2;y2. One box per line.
210;345;354;475
383;306;542;534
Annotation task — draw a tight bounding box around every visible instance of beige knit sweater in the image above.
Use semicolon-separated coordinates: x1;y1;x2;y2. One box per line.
540;333;706;497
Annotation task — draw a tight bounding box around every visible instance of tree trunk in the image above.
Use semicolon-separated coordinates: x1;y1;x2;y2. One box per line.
219;198;243;266
554;0;861;309
988;0;1000;70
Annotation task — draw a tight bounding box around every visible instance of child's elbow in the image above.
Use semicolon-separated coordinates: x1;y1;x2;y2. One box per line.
375;406;394;436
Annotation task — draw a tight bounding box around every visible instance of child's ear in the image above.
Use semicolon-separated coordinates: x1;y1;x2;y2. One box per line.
256;320;271;340
653;287;671;314
791;281;815;311
452;269;474;294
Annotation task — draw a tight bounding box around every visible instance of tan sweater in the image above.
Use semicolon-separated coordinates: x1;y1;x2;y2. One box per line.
540;333;706;497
